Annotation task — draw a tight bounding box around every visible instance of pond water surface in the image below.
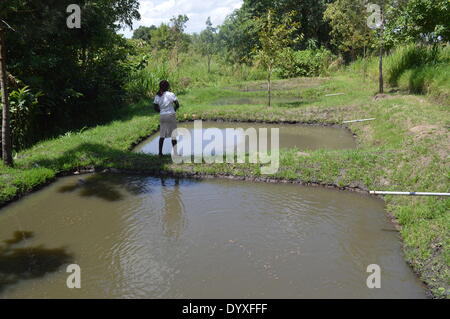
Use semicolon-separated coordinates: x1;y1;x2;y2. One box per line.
212;96;302;106
135;121;356;156
0;174;426;298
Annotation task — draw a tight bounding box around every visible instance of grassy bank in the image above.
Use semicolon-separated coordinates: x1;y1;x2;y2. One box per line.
0;73;448;298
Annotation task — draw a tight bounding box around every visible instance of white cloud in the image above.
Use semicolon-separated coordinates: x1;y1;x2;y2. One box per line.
119;0;243;38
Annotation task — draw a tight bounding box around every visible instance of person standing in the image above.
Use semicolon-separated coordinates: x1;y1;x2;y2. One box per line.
153;80;180;156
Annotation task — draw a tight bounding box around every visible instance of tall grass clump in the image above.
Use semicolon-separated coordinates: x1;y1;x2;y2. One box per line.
385;44;450;104
386;44;443;86
398;62;450;103
125;60;183;101
348;55;379;81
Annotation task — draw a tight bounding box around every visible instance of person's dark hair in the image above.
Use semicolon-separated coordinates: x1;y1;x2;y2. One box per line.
157;80;170;97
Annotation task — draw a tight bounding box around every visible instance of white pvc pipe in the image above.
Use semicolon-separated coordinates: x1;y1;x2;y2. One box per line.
325;93;345;97
370;191;450;197
343;118;376;124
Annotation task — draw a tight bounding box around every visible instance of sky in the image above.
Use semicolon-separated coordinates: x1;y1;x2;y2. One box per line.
118;0;243;38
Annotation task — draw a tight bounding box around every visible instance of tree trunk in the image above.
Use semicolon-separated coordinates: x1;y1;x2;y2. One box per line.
379;7;385;94
363;43;367;82
0;27;13;166
379;42;384;94
175;44;179;66
268;67;272;107
207;55;211;73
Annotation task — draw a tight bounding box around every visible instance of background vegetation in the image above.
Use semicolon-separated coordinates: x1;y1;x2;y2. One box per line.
0;0;448;298
1;0;448;154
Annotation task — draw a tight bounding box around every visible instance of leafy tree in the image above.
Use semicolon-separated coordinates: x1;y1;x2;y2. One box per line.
147;16;190;64
219;8;259;65
324;0;377;61
169;14;190;64
150;23;173;51
254;10;302;106
0;0;140;150
243;0;333;49
198;17;218;73
170;14;189;34
384;0;450;45
220;0;332;63
132;25;157;42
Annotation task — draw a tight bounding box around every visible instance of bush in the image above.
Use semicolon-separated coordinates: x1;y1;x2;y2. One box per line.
0;86;42;151
275;47;335;78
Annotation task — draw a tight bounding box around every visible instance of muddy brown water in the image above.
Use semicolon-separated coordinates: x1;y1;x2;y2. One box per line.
0;174;426;298
135;121;356;156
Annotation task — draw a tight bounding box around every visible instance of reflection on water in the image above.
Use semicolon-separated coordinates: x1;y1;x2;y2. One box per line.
0;231;73;294
161;178;186;239
135;122;356;156
58;174;156;201
0;174;426;299
58;175;124;202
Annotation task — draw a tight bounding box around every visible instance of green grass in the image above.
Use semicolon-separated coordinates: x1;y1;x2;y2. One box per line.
0;72;449;298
